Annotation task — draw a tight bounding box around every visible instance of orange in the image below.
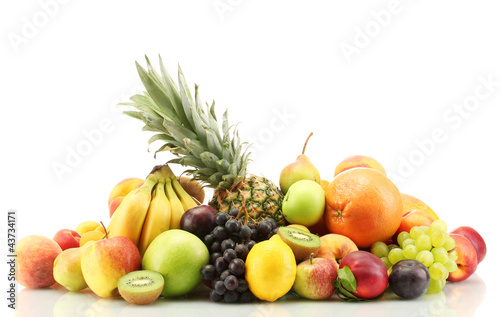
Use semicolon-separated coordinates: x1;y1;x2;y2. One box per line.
320;179;330;191
324;168;402;248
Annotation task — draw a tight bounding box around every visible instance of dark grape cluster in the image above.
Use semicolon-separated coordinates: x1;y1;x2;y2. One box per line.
200;208;278;303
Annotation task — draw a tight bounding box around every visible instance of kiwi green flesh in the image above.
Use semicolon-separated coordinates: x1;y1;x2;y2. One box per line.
118;270;164;305
277;227;321;262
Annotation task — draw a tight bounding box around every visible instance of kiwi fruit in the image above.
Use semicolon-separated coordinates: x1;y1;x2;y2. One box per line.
117;270;164;305
277;227;321;262
180;176;205;204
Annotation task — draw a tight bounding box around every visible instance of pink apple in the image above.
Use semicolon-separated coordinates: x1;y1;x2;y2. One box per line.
293;257;338;300
316;233;358;267
53;229;81;251
450;226;486;264
447;234;478;282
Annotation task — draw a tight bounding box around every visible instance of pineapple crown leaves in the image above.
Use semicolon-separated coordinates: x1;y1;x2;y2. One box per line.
121;55;251;190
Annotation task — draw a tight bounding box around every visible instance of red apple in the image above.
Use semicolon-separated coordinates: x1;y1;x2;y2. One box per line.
338;251;388;299
53;229;81;251
393;210;434;240
81;235;141;297
450;226;486;264
316;234;358;267
293;257;338;300
447;234;478;282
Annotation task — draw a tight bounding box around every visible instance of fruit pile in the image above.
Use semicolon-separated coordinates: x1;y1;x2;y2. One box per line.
201;209;279;303
14;57;487;306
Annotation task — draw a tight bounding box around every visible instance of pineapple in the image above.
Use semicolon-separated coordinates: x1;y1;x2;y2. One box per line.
123;56;285;225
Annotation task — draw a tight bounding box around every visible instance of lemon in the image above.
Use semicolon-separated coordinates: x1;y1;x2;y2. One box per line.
245;235;296;302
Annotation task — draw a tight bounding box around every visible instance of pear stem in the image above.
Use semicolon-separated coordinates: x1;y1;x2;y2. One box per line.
302;132;313;155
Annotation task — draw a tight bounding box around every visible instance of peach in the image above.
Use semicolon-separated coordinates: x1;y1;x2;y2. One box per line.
307;216;330;237
401;193;439;220
79;230;105;247
447;234;478;282
287;224;310;233
15;235;62;288
393;210;434;241
108;178;144;217
53;229;81;251
316;233;358;267
450;226;487;264
334;155;387;177
75;221;101;236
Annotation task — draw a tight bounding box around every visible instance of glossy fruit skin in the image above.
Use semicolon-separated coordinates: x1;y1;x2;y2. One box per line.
142;229;209;297
450;226;486;264
447;234;478;282
180;205;218;239
389;259;430;299
282;180;325;227
339;251;388;299
400;193;439;220
325;168;403;248
334;155;387;176
245;235;296;302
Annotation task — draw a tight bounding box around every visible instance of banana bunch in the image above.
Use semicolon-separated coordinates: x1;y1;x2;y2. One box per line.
107;164;199;255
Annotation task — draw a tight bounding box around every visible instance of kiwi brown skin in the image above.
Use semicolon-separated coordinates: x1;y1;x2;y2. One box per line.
118;270;164;305
277;227;321;262
180;176;205;204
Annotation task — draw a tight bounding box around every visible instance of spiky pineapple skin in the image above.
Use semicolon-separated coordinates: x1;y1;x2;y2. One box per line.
209;175;285;225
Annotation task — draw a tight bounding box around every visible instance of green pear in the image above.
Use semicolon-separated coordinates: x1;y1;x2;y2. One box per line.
53;243;90;292
279;133;321;194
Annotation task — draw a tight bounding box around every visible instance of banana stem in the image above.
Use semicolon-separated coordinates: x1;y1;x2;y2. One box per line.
143;174;159;189
150;164;175;180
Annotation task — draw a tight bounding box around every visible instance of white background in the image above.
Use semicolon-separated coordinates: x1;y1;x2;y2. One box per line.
1;0;499;316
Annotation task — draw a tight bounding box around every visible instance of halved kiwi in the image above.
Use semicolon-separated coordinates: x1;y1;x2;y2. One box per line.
118;270;164;305
277;227;321;262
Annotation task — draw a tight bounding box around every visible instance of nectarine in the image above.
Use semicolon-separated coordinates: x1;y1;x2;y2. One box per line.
53;229;81;251
15;235;62;288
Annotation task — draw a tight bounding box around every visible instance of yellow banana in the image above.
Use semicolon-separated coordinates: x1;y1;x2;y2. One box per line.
165;177;184;229
139;180;171;255
171;176;198;211
107;174;158;246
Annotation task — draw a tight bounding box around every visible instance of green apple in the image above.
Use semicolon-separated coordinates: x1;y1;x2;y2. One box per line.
81;236;141;297
53;242;91;291
282;179;325;226
142;229;209;297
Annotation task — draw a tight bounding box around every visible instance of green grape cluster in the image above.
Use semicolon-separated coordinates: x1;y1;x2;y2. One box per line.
370;220;458;294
